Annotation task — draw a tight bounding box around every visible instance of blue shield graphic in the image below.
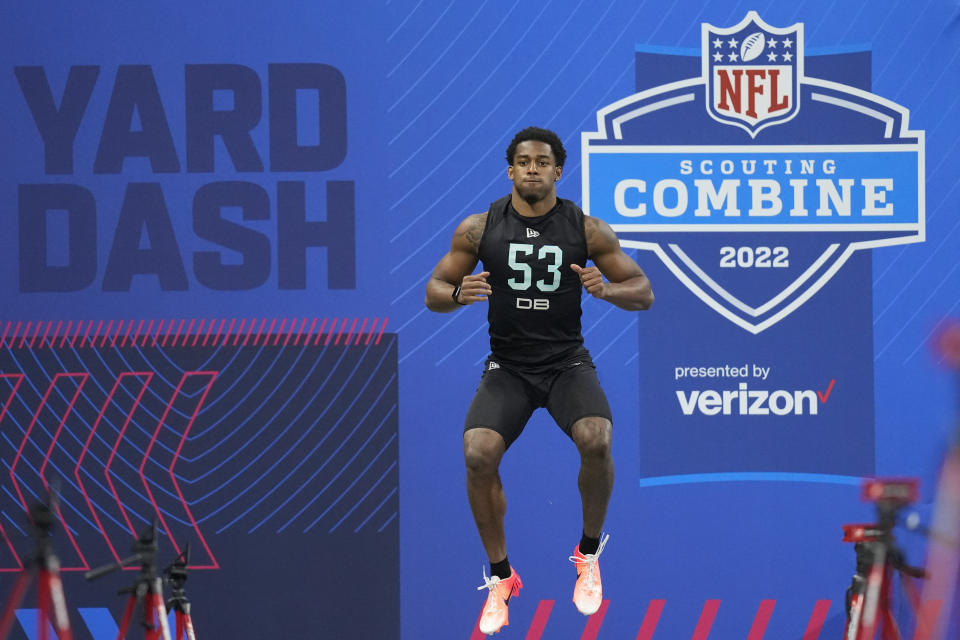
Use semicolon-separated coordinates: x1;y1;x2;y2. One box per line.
582;12;925;333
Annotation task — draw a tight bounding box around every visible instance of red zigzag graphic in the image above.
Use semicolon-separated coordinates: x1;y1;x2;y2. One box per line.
3;371;219;571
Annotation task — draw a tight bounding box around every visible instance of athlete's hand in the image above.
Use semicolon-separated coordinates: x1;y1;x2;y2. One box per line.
457;271;492;304
571;264;606;299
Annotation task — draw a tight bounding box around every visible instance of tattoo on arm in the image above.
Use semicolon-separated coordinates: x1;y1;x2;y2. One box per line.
584;216;617;258
457;213;487;252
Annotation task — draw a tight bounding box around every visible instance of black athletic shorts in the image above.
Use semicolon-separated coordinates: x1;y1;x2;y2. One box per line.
463;354;612;448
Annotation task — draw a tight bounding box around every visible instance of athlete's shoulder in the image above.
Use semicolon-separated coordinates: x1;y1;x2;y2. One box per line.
452;212;488;253
583;215;619;256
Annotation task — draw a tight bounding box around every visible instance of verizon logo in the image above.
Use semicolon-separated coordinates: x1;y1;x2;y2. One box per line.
676;380;834;416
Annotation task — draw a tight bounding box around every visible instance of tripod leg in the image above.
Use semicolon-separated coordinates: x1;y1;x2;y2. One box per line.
880;607;901;640
37;572;49;640
862;544;890;639
39;567;73;640
116;595;137;640
146;580;171;640
878;568;901;640
0;572;32;640
846;592;865;640
182;613;195;640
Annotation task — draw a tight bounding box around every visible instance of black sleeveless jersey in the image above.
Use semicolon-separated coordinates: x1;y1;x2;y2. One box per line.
478;195;589;369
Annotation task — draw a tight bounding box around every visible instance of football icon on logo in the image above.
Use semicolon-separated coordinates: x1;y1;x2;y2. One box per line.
740;32;766;61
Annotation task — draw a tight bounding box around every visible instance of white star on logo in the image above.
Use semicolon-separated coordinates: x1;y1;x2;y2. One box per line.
783;39;792;48
767;51;778;62
713;37;723;48
728;52;739;61
783;52;793;61
713;52;723;62
727;37;739;48
768;38;778;48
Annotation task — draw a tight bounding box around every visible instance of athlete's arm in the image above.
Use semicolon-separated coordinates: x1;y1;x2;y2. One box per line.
572;216;654;311
425;213;492;312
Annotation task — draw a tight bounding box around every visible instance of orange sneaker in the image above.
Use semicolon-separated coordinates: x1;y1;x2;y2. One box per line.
569;534;609;615
476;567;522;635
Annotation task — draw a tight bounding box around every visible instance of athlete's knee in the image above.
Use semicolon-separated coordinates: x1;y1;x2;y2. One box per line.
463;428;505;474
571;417;612;459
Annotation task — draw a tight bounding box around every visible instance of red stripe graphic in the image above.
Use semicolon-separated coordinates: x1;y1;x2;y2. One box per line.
284;318;300;346
233;318;246;346
691;600;722;640
325;318;338;345
274;318;287;345
314;318;328;345
223;318;236;346
123;319;136;346
354;318;368;345
68;320;81;348
40;321;53;347
342;318;358;345
13;322;24;348
253;318;267;345
153;319;165;346
111;319;124;346
635;599;666;640
19;321;32;348
87;320;101;347
100;320;113;347
141;319;154;346
524;600;555;640
292;318;306;345
29;322;42;348
376;317;389;344
192;319;206;347
580;599;610;639
265;318;277;345
802;600;831;640
746;599;776;640
181;318;195;347
59;320;72;348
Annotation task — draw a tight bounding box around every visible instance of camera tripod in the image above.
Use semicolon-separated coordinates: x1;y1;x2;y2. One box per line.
85;523;171;640
164;545;196;640
0;494;73;640
842;479;929;640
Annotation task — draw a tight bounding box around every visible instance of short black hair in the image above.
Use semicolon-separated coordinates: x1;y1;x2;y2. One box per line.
506;127;566;167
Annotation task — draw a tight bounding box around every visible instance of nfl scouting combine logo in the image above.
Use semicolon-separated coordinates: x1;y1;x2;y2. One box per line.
582;11;925;333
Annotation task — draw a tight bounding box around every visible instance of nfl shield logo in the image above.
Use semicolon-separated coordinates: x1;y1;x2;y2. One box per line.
704;12;802;137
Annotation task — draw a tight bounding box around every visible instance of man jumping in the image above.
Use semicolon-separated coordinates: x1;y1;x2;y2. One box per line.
425;126;654;635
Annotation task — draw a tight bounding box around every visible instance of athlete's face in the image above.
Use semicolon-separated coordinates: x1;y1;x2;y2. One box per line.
508;140;562;205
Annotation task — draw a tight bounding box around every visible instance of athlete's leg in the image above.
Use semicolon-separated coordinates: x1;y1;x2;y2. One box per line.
545;362;614;537
570;416;613;538
463;365;533;634
463;365;534;565
463;428;508;563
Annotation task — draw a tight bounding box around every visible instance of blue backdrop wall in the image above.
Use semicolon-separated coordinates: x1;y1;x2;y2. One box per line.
2;1;958;638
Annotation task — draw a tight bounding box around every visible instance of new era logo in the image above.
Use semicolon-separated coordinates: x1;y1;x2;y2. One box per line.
526;228;540;238
488;362;500;370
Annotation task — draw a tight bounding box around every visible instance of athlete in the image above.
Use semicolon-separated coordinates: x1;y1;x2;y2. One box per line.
425;127;654;635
